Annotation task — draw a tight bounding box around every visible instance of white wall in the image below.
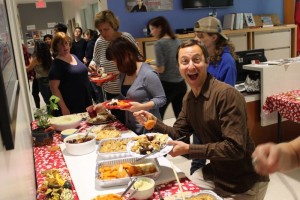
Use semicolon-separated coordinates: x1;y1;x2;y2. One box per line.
62;0;106;31
0;0;36;199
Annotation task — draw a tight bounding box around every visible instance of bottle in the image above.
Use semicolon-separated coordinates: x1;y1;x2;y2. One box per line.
142;26;148;37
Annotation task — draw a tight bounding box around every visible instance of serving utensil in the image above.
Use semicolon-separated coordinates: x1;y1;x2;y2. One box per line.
170;161;185;200
120;177;137;198
82;125;94;140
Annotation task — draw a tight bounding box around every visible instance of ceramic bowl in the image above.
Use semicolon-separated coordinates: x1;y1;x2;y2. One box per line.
61;128;77;140
64;132;96;155
50;115;82;131
128;177;155;200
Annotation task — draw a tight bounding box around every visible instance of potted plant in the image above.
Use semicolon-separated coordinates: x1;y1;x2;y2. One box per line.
32;95;60;147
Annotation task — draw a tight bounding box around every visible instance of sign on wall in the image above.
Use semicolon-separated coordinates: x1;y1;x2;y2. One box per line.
126;0;173;12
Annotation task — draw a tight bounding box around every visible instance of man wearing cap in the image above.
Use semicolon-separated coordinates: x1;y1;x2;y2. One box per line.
191;16;238;175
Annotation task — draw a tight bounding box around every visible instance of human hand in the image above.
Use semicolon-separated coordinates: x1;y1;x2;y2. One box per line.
133;110;156;127
252;142;283;175
88;61;97;73
167;140;189;157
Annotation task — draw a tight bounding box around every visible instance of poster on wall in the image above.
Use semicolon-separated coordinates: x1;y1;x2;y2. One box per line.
126;0;173;12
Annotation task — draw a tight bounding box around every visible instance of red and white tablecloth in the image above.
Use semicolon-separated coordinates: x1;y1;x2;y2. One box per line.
263;90;300;123
33;120;201;199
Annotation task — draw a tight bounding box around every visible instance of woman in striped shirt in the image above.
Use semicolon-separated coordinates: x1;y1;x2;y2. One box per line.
89;10;137;123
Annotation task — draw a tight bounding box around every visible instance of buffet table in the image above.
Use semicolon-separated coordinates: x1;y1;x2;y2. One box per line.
263;90;300;142
33;120;201;199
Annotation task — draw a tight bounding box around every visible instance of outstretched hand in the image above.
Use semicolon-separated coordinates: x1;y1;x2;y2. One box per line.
167;140;189;157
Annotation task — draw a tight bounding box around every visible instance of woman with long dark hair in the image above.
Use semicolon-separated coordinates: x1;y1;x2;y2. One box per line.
148;16;187;120
26;40;52;105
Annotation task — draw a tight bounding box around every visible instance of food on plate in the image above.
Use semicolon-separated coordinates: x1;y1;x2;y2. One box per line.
131;133;169;155
98;162;157;180
99;138;131;153
93;129;121;141
37;169;73;200
92;194;124;200
86;112;115;124
104;99;131;108
97;67;107;78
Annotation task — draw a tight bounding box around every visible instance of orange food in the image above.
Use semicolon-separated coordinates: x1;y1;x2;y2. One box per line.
92;194;124;200
144;119;155;130
98;162;157;180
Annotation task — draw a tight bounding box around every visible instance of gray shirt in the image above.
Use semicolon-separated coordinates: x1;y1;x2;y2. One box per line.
119;63;166;134
154;38;183;83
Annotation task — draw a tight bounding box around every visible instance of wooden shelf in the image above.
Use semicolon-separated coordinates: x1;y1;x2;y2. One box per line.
136;24;297;58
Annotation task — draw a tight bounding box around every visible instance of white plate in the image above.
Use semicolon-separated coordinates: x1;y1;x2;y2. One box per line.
126;133;173;159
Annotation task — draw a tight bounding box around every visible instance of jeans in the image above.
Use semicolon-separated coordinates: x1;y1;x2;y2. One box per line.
37;77;52;106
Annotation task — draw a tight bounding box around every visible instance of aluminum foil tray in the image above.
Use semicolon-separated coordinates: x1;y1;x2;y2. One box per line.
95;157;160;187
97;137;132;160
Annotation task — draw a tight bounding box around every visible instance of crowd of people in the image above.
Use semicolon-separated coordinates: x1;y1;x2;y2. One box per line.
22;10;300;200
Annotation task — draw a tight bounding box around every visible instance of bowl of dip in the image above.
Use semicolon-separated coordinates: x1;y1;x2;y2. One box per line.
127;177;155;200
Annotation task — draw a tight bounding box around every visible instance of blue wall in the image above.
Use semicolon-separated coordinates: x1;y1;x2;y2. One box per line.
107;0;283;38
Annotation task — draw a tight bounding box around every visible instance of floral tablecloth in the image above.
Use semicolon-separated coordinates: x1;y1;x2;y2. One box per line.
32;120;201;200
262;90;300;123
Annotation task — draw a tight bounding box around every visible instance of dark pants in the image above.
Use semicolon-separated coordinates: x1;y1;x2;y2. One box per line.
37;77;52;106
159;80;187;119
89;82;104;103
32;78;40;108
105;92;125;124
190;135;206;175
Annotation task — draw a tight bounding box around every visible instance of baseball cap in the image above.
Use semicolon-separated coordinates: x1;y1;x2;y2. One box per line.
194;16;228;40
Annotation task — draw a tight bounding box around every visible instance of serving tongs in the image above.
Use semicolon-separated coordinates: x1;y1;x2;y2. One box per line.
120;177;137;198
135;135;187;162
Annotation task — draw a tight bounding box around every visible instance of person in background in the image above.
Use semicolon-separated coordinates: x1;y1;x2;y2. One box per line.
252;136;300;175
43;34;53;48
191;16;238;174
49;32;92;116
83;29;104;103
134;40;269;199
83;29;98;66
148;16;187;120
89;10;137;123
130;0;147;12
70;27;87;63
26;40;52;106
194;16;237;86
94;37;166;135
43;34;53;57
22;43;40;109
53;22;67;34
